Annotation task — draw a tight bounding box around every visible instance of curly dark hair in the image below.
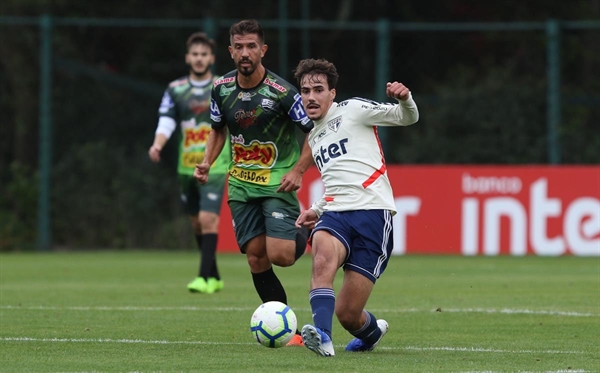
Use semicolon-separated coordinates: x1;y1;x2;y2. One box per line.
293;59;339;90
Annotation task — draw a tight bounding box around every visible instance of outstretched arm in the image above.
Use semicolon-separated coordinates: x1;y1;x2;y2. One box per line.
384;81;419;126
354;82;419;127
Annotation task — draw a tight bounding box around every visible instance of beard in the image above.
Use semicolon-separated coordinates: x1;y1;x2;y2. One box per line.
189;64;211;77
236;59;257;76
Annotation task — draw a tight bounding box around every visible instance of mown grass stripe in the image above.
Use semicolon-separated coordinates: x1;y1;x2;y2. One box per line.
1;337;587;355
0;305;595;317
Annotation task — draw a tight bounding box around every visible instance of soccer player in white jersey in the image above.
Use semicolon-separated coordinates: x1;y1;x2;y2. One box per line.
293;58;419;357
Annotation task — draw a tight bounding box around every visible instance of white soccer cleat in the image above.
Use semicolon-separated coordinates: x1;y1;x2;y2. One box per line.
301;324;335;357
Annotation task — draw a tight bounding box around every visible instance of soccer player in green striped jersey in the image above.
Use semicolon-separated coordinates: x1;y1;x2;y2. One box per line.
149;32;231;294
194;20;313;346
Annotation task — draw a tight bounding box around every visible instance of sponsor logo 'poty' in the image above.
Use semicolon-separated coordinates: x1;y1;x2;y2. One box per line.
183;126;211;147
232;140;277;167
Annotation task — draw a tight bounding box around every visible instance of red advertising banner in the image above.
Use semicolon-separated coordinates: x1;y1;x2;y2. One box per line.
217;166;600;256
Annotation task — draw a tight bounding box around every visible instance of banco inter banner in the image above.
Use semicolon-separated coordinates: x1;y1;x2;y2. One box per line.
217;166;600;256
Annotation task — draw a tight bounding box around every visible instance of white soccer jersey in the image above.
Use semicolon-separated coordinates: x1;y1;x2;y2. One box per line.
308;94;419;216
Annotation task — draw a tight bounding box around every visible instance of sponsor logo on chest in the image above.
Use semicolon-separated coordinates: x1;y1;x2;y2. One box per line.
238;91;257;101
234;109;258;129
214;77;235;86
183;125;211;147
258;86;279;99
219;85;236;97
189;99;210;114
264;78;287;93
313;138;349;172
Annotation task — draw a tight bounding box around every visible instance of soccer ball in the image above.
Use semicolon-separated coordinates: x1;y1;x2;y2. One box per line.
250;301;297;348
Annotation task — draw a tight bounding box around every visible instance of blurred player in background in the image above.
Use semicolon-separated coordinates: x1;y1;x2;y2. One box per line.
149;32;231;294
293;58;419;356
194;19;313;346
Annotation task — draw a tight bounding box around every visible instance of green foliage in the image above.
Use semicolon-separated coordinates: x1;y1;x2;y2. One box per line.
390;66;548;163
0;252;598;372
51;141;186;249
0;163;38;251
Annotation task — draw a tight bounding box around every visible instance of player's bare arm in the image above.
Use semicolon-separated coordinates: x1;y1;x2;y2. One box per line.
277;136;314;193
386;81;410;101
194;126;227;185
148;133;168;163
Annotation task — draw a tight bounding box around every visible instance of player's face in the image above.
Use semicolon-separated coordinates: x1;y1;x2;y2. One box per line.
300;74;336;120
228;34;267;77
185;43;214;78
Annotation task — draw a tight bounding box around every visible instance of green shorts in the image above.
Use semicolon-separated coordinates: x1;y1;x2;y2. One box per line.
228;180;300;252
179;173;227;216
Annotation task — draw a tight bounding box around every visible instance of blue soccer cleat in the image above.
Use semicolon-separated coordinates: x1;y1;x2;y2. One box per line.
301;324;335;357
345;319;389;352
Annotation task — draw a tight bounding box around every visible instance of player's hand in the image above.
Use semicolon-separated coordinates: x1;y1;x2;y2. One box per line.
148;145;161;162
295;209;318;229
194;162;211;185
277;169;303;193
386;82;410;101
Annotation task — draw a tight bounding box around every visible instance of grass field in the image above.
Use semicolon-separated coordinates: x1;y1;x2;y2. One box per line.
0;251;598;373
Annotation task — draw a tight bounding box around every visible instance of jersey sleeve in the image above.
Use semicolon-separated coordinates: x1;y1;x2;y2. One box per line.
158;89;177;119
281;87;314;133
310;198;327;218
344;94;419;127
210;84;226;129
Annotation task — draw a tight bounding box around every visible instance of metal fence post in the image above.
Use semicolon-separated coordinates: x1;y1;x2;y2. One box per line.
301;0;310;59
278;0;289;78
546;19;561;164
37;14;53;251
204;17;216;39
376;18;391;155
204;17;217;75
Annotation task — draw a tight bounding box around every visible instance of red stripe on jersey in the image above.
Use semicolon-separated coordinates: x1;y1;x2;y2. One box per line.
362;127;387;189
373;126;387;164
362;164;387;188
325;196;334;202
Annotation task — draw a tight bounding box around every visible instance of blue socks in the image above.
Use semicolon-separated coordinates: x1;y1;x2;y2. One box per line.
349;311;381;345
310;290;380;345
309;288;335;338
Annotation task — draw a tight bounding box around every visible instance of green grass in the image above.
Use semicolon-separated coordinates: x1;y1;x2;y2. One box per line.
0;251;598;373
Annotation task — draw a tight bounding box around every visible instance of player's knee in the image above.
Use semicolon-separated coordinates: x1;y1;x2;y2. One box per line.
269;251;295;267
312;251;337;275
247;251;270;272
265;240;296;267
190;217;202;235
198;212;219;232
